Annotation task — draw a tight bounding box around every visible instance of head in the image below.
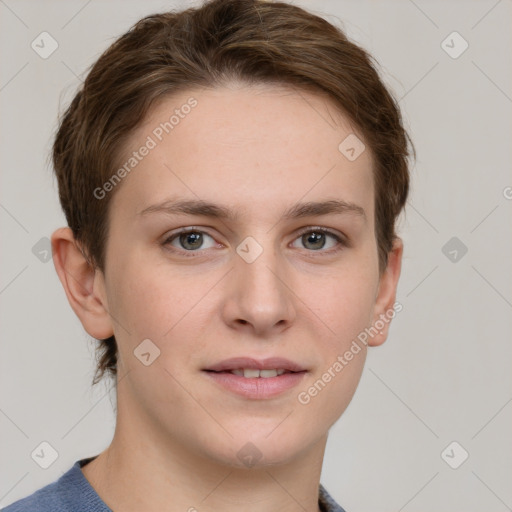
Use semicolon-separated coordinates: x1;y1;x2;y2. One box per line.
51;0;413;467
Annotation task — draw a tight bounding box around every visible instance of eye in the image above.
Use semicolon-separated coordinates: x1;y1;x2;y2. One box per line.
162;226;347;258
291;227;346;254
162;228;217;256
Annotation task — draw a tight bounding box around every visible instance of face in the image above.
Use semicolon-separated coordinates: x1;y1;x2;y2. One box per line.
91;83;400;467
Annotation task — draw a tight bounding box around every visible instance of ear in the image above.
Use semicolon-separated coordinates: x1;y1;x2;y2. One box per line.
51;227;114;340
367;237;403;347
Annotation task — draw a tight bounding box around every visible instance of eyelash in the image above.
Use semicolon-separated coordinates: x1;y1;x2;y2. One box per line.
162;226;347;258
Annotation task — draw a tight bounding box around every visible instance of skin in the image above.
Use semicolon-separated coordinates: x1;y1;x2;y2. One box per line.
51;83;402;512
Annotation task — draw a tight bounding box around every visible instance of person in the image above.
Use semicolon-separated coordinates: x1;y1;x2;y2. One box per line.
3;0;413;510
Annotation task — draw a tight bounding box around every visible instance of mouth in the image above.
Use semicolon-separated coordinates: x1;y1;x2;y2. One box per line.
202;357;308;399
203;356;307;374
204;368;299;378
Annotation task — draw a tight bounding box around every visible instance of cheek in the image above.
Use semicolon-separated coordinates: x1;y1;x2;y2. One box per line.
308;263;378;343
296;299;370;432
106;254;223;372
294;265;377;423
104;253;179;347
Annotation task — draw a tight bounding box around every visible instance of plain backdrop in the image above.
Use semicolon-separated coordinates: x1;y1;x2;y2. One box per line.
1;1;511;511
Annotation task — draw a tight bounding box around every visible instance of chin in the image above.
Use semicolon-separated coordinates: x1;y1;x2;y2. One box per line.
200;426;315;470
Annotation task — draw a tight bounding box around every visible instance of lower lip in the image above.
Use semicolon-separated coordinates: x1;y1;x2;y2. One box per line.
202;370;307;399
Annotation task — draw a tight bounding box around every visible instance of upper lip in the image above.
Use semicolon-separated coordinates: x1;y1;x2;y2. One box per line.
204;357;307;372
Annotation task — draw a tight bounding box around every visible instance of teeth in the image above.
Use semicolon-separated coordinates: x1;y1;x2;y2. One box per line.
228;369;288;378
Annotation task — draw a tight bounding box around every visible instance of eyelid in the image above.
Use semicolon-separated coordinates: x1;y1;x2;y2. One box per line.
294;225;347;242
291;226;348;253
162;225;348;257
162;226;219;255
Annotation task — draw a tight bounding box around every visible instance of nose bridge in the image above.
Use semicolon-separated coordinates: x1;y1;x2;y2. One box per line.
227;232;295;330
236;233;283;295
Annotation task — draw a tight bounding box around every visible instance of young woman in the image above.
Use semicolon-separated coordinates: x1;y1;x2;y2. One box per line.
4;0;412;510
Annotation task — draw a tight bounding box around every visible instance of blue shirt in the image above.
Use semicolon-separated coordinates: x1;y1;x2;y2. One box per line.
2;457;347;511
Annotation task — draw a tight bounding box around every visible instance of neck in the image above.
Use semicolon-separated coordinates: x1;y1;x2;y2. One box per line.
81;393;327;512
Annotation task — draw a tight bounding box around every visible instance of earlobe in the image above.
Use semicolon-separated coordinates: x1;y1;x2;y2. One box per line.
367;237;403;347
51;227;114;340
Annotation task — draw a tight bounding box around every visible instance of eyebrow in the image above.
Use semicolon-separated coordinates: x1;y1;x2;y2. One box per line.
138;198;366;222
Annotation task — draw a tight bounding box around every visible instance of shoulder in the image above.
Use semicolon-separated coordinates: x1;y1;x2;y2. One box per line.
2;458;109;512
318;483;348;512
2;477;65;512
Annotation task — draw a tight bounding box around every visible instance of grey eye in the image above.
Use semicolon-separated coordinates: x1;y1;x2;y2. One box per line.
291;230;342;251
166;230;216;251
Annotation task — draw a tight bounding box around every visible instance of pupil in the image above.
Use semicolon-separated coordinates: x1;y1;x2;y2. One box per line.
304;232;325;250
181;232;202;250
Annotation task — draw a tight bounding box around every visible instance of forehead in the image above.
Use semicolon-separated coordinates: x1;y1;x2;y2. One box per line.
110;83;374;224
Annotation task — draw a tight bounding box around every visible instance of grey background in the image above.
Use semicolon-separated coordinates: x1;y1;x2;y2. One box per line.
1;1;511;511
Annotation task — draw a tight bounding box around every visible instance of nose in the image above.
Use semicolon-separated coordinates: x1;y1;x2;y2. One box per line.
221;240;296;337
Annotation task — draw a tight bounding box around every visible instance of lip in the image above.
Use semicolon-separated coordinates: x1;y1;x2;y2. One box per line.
202;357;308;400
204;357;306;373
203;370;307;399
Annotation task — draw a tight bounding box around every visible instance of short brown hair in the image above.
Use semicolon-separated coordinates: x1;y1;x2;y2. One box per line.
52;0;414;385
